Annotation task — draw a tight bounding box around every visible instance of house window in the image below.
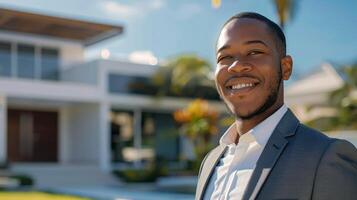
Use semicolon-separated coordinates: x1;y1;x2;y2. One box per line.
110;110;135;163
110;109;180;165
0;42;11;77
17;44;35;79
142;111;179;162
108;74;157;95
41;48;59;80
0;41;60;81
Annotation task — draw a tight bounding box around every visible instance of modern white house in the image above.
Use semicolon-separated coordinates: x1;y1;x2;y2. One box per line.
0;7;226;187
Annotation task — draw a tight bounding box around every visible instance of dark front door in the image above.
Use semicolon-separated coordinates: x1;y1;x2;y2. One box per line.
7;109;58;162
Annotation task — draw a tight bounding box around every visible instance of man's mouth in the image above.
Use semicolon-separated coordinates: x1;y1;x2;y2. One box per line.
229;83;255;90
225;79;260;95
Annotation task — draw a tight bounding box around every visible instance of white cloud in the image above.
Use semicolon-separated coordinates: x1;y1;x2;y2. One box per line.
149;0;165;10
177;3;202;20
100;1;139;18
129;51;158;65
99;0;165;19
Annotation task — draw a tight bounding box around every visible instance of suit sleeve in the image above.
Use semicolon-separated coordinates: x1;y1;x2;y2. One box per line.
312;139;357;200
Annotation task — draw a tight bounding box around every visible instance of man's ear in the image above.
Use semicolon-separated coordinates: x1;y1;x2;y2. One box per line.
281;55;293;80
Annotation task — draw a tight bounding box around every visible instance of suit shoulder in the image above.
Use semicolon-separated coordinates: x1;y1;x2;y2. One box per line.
295;124;357;159
295;124;331;144
312;134;357;199
322;138;357;163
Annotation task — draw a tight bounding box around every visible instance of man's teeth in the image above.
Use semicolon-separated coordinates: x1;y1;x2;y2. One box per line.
231;83;254;89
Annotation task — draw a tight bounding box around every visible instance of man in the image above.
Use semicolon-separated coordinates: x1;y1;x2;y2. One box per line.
195;12;357;200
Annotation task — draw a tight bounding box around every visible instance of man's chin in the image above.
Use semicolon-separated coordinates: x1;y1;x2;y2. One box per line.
233;110;259;120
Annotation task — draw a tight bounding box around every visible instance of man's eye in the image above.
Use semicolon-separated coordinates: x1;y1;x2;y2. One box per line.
217;56;233;63
247;51;262;56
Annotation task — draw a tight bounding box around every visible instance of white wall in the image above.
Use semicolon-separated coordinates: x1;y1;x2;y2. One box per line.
66;103;101;164
0;95;7;163
61;61;99;85
0;78;101;103
60;44;84;67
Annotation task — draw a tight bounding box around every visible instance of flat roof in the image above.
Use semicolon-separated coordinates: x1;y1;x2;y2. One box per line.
0;7;123;46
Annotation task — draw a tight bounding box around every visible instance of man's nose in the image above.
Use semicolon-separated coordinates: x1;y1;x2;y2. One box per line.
227;60;252;73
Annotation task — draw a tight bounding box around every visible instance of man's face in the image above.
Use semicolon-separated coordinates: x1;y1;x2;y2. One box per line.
215;18;290;119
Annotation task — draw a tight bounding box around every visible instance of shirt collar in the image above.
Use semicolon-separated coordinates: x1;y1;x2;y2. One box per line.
219;104;288;147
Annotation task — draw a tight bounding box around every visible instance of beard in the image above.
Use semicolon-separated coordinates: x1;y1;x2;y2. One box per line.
220;66;283;120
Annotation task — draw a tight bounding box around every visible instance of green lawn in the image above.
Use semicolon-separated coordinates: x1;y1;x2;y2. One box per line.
0;191;90;200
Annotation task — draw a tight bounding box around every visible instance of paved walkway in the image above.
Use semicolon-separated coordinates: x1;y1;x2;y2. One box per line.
53;185;195;200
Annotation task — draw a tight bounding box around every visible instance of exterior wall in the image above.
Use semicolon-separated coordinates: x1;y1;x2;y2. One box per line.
100;59;158;76
0;95;7;163
0;78;101;103
65;103;101;165
109;95;226;113
60;44;84;67
98;59;158;91
61;61;99;85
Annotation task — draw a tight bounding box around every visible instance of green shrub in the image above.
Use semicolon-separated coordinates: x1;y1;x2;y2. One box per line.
113;165;168;183
9;174;34;186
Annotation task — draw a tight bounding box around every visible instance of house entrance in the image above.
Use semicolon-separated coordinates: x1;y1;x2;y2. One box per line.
7;109;58;162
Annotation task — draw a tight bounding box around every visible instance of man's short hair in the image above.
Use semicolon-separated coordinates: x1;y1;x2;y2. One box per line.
222;12;286;57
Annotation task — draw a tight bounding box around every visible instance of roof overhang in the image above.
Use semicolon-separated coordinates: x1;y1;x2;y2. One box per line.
0;7;123;46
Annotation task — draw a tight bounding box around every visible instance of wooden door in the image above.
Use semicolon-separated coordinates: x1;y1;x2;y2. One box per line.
7;109;58;162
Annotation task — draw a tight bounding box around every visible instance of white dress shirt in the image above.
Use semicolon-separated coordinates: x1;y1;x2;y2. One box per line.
204;105;288;200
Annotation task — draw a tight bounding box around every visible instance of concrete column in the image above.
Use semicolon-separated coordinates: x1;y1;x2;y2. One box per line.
0;95;7;163
99;103;110;172
133;109;142;168
59;106;70;164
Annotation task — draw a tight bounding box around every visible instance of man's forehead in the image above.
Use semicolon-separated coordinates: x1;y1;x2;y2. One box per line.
217;18;271;50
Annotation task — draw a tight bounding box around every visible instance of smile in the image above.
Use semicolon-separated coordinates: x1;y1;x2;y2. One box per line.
225;80;260;95
230;83;254;90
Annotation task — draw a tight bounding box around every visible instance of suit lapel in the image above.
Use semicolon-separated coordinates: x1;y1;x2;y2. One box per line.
196;144;227;200
243;109;300;200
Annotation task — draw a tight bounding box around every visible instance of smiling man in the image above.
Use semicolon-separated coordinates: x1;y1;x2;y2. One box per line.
195;12;357;200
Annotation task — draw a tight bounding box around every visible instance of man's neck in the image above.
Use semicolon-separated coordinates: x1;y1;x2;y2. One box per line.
235;102;284;136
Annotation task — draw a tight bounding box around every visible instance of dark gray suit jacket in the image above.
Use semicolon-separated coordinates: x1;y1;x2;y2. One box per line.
195;109;357;200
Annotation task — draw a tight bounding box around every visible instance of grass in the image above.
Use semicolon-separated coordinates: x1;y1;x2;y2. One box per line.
0;191;91;200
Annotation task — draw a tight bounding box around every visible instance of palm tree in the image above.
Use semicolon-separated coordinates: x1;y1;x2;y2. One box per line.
211;0;298;30
272;0;297;29
152;55;216;98
329;64;357;129
307;64;357;131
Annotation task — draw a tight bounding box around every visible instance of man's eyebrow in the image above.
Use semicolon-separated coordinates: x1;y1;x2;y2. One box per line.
217;40;268;54
216;45;230;54
244;40;268;47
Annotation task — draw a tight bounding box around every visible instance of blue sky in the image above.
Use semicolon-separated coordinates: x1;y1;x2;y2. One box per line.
0;0;356;78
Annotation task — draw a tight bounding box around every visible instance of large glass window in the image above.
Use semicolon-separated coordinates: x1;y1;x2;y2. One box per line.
110;109;180;164
108;74;157;95
110;110;134;163
0;41;60;80
18;44;35;79
142;111;179;162
0;42;12;77
108;73;220;100
41;48;59;80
